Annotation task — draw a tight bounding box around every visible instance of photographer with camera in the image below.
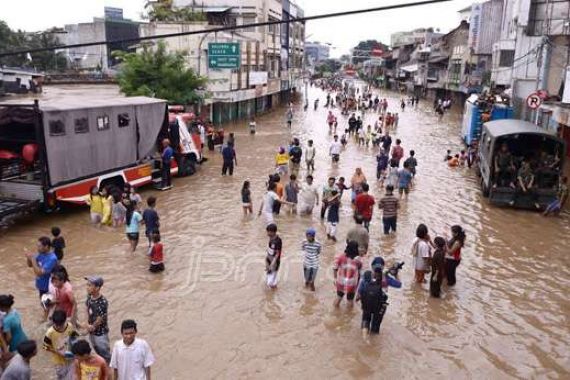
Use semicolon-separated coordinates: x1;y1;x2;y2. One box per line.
357;257;403;337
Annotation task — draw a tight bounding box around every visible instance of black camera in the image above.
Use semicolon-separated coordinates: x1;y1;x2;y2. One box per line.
387;261;405;277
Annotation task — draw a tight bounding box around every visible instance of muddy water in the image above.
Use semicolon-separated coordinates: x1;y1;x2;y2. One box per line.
1;85;569;379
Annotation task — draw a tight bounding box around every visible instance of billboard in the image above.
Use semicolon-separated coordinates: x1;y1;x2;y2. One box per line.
468;3;482;52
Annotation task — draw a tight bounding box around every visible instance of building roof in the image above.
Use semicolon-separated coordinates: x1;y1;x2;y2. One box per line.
200;6;233;13
0;96;166;112
483;119;560;139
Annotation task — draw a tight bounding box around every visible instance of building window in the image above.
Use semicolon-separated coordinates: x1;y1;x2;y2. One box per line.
49;120;65;136
96;115;110;131
499;50;515;67
74;118;89;134
118;113;130;127
449;59;462;83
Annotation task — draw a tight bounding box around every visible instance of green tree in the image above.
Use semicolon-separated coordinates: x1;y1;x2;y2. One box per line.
0;20;67;72
144;0;206;22
114;41;207;105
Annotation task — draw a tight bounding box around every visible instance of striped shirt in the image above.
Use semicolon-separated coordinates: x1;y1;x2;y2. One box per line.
378;195;399;218
302;240;322;269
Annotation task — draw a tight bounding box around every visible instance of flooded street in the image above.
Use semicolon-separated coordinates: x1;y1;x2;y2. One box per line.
1;85;569;379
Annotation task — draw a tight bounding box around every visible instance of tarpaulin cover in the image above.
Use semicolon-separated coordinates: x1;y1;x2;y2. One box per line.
39;97;166;185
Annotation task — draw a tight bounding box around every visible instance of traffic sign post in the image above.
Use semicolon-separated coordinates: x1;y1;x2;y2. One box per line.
208;42;241;69
526;93;542;110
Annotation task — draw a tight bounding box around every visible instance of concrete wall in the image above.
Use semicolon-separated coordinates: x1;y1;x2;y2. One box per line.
64;20;107;70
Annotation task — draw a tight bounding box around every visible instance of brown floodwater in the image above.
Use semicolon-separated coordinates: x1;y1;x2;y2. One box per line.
1;84;569;379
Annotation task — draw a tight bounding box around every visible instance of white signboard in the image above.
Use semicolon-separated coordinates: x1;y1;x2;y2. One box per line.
249;71;268;86
468;3;482;52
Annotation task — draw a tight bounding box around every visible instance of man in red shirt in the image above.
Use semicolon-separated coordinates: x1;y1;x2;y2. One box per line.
354;183;375;231
391;139;404;165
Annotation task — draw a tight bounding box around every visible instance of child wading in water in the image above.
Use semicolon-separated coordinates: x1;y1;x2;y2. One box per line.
51;227;66;262
301;228;322;291
265;223;282;289
241;181;253;215
148;232;165;273
86;185;103;226
430;237;446;298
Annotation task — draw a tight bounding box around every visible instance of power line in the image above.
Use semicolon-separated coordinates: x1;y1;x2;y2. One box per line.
0;0;452;58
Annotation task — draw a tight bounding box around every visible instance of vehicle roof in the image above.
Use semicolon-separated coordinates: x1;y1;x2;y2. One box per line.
483;119;559;138
0;96;166;111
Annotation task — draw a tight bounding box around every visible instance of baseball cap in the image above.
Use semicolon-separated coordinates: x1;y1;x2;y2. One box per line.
371;257;385;272
84;276;104;287
306;227;316;236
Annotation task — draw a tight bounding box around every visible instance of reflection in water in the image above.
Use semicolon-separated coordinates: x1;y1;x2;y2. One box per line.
0;85;569;378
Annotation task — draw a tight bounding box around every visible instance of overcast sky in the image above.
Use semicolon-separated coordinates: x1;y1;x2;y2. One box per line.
1;0;473;56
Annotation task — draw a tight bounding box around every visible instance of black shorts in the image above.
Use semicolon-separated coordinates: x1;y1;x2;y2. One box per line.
149;263;165;273
126;233;140;242
332;154;340;162
336;290;355;300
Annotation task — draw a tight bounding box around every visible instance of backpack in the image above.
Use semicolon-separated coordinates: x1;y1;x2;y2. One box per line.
361;281;386;312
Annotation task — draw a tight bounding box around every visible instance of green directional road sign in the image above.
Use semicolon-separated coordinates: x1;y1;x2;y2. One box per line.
208;42;240;69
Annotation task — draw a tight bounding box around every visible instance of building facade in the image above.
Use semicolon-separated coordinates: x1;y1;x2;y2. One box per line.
61;7;139;71
305;42;330;66
171;0;305;124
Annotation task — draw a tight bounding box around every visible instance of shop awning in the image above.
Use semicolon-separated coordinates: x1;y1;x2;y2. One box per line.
400;64;418;73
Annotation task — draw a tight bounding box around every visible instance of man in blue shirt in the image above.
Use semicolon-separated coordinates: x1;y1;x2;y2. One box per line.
161;139;174;188
398;161;413;199
221;143;237;176
25;237;58;302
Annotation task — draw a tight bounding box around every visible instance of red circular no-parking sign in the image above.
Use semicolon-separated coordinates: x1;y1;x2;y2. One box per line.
526;93;542;109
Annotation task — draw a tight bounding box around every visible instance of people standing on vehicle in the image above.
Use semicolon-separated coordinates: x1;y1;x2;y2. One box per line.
333;241;362;308
25;237;58;302
86;186;103;226
412;224;432;284
43;309;77;380
0;295;28;354
241;181;253;216
110;319;155;380
72;339;109;380
378;185;399;235
0;340;37;380
445;225;466;286
51;227;66;262
142;196;160;247
329;135;342;165
265;224;282;289
124;200;142;253
305;140;316;173
494;143;515;188
81;276;111;364
301;228;322;291
430;237;447;298
289;138;302;176
346;215;369;256
544;176;568;217
354;183;375;231
512;159;538;208
221;142;237;176
298;175;320;216
160;139;174;189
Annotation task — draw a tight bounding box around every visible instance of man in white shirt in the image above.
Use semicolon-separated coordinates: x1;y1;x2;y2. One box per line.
298;175;320;215
198;123;206;149
305;139;316;172
110;320;155;380
329;135;342;164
